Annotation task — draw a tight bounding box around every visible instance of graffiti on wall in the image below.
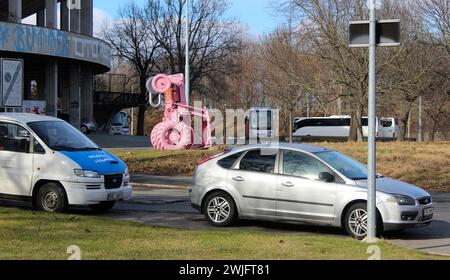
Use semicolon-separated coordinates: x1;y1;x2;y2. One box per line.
0;22;111;70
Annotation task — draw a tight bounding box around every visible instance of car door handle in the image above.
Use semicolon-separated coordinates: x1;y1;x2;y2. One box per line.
282;182;295;187
232;176;245;182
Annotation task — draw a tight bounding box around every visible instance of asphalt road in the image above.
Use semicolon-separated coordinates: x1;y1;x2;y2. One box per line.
105;187;450;257
88;133;151;149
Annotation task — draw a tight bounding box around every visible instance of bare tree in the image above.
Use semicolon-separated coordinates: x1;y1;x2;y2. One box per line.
102;2;163;136
145;0;242;101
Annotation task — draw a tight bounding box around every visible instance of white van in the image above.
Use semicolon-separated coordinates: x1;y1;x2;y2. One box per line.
379;117;400;139
0;114;132;213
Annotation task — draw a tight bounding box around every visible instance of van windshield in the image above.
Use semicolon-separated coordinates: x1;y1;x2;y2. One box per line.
28;121;99;151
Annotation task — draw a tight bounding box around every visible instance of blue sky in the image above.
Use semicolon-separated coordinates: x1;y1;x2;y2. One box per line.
93;0;281;35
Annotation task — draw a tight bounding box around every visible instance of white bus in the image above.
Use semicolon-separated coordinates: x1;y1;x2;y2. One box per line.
293;115;399;139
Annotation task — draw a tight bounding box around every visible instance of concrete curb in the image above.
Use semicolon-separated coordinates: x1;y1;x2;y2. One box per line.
130;183;190;190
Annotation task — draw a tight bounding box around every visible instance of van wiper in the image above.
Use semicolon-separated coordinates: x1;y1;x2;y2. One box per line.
51;145;79;151
78;147;101;151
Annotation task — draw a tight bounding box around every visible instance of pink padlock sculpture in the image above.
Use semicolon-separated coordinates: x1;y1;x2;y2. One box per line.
147;73;212;150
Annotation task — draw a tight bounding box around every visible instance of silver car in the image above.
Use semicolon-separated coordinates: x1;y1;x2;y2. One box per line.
190;144;434;239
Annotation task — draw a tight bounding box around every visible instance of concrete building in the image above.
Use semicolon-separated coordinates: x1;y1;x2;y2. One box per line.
0;0;111;128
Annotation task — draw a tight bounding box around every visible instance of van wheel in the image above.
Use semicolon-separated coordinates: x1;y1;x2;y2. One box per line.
344;202;383;240
203;192;237;227
89;201;116;213
36;183;68;213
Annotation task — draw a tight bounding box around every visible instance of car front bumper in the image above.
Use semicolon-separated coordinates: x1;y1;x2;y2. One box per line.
62;181;132;205
379;200;434;231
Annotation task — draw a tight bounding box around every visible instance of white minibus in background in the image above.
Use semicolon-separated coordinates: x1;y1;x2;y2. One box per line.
246;107;275;141
293;115;399;140
109;111;130;135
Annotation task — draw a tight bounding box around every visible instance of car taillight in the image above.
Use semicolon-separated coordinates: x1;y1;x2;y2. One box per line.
196;151;230;165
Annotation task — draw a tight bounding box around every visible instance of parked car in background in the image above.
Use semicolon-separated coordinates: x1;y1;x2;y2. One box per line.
81;118;97;134
109;111;130;135
190;143;433;239
0;113;132;213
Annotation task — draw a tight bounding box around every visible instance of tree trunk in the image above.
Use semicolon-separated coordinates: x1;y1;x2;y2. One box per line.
289;110;293;143
136;78;148;136
399;108;411;141
136;106;146;136
349;102;363;142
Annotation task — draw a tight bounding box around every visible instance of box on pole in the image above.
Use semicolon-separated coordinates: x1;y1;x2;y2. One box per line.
349;20;400;48
1;58;24;109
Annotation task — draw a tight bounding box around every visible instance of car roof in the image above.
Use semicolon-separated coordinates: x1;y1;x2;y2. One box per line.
229;143;331;153
0;113;62;124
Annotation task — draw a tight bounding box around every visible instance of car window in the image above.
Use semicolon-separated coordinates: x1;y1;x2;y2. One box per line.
238;149;277;173
282;150;330;180
218;152;244;169
0;122;31;153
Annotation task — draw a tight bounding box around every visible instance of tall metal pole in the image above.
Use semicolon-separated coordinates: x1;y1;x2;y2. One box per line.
366;0;377;242
185;0;190;106
418;95;424;142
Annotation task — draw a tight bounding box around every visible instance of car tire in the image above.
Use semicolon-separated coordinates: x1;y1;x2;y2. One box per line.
203;192;237;227
89;201;116;213
35;183;68;213
344;202;383;240
80;125;88;134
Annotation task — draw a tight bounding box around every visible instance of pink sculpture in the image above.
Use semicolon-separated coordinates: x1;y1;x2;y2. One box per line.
147;73;212;150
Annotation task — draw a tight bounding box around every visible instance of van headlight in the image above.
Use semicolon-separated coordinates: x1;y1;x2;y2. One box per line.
389;194;416;206
74;169;101;178
124;167;129;177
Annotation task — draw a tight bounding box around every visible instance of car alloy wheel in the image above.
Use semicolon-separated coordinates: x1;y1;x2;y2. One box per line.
207;197;231;223
348;208;368;238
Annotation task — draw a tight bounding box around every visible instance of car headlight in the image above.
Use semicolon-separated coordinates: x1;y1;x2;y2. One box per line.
390;194;416;206
74;169;101;178
124;167;129;177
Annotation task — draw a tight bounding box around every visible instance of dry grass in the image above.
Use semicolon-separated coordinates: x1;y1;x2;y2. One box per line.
319;142;450;192
111;142;450;192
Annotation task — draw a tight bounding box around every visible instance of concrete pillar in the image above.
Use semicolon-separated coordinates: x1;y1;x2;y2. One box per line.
45;1;58;118
80;0;94;121
69;64;81;128
45;0;57;28
45;61;58;117
70;5;81;33
37;10;45;27
61;0;69;31
59;70;70;116
80;67;93;120
8;0;22;23
81;0;93;36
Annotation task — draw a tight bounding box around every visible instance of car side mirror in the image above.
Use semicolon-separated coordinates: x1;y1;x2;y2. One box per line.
319;172;335;183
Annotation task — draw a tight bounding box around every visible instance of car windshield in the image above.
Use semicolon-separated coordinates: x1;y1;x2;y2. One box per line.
28;121;99;151
314;150;368;180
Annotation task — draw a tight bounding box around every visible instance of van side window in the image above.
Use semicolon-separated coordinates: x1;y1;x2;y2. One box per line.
0;123;31;153
33;140;46;154
238;149;277;173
